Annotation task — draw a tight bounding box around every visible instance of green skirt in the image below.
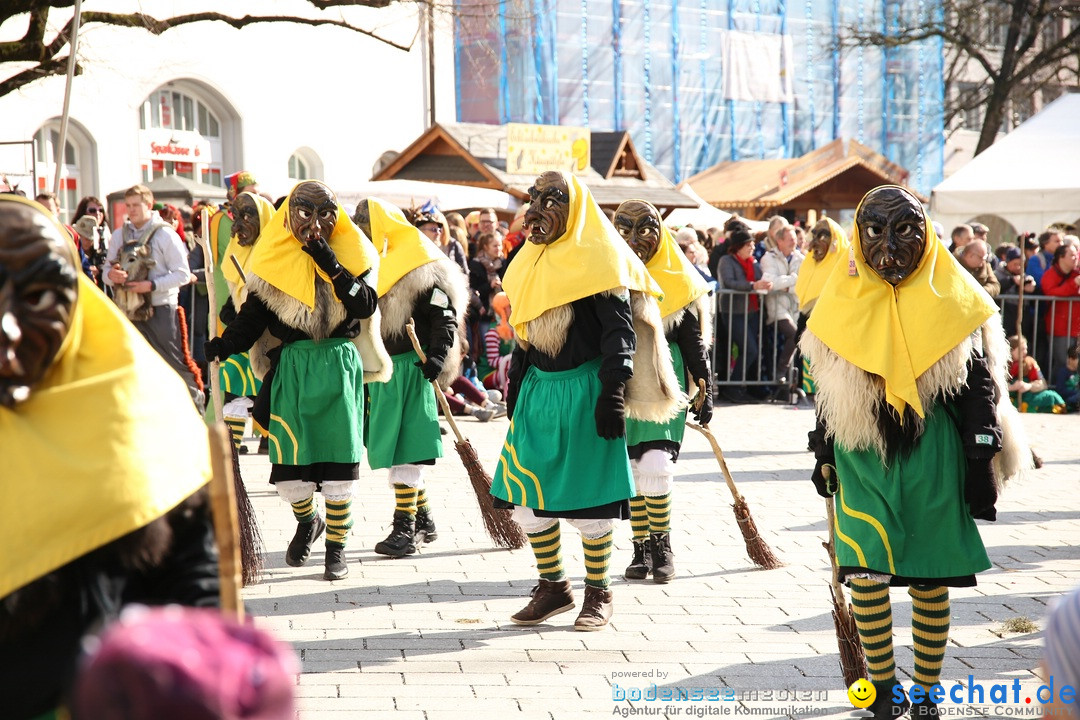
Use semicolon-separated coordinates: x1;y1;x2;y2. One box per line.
492;357;634;512
833;405;990;581
1012;389;1066;413
801;355;817;394
365;350;443;469
625;341;687;448
219;351;262;398
269;338;364;466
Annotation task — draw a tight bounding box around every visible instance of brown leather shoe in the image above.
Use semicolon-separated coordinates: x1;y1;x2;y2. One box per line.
510;579;574;625
573;585;613;631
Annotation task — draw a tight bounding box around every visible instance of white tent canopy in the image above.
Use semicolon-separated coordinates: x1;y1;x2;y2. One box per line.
669;183;768;233
931;93;1080;237
336;179;520;216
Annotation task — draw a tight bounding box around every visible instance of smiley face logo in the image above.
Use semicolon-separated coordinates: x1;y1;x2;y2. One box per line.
848;679;876;708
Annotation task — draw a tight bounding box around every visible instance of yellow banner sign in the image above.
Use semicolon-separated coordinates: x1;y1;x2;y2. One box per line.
506;123;591;176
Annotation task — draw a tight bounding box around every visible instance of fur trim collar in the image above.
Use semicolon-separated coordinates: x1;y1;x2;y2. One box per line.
248;273;344;340
378;257;468;386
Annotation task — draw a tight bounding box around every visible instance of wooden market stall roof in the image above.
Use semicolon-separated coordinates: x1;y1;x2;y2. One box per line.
373;122;697;214
685;139;926;220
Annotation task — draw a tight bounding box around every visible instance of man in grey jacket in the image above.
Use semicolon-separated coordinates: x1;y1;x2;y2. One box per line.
760;225;803;390
103;184;202;408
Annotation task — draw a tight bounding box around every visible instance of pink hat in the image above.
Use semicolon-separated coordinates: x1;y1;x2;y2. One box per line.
72;605;298;720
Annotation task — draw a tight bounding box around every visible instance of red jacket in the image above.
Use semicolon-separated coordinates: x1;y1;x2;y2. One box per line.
1041;265;1080;337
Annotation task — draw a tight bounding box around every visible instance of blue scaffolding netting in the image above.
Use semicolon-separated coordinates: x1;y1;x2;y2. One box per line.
453;0;944;197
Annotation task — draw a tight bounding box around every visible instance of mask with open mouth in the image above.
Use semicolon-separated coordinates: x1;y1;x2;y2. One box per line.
230;193;262;247
809;218;834;263
857;187;926;286
289;181;338;245
523;171;570;246
612;200;663;263
0;198;79;408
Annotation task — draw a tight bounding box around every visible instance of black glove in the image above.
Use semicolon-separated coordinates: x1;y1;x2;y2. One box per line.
594;380;626;439
414;357;442;382
692;388;713;425
811;460;838;498
204;337;227;363
965;458;998;521
302;237;343;278
219;296;237;326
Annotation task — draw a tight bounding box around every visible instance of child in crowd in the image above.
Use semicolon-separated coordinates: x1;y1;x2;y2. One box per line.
1008;335;1066;413
1052;346;1080;412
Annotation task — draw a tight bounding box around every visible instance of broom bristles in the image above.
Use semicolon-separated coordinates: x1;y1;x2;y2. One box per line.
455;440;528;549
230;440;264;585
830;585;869;687
731;496;782;569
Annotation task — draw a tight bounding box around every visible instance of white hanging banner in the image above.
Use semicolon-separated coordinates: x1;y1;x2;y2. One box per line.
720;30;794;104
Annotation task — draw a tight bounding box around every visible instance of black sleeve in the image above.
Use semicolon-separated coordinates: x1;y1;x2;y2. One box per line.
675;309;710;389
807;413;835;464
329;269;379;320
219;295;237;326
124;489;220;608
468;261;492;311
955;353;1002;460
594;292;636;385
421;286;459;370
216;293;273;357
506;345;529;418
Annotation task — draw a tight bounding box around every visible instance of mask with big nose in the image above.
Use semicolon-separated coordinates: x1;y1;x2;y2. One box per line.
612;200;663;262
857;187;926;286
289;181;338;245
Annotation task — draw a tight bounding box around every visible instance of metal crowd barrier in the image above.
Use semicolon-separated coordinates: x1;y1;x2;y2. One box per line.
710;288;1080;392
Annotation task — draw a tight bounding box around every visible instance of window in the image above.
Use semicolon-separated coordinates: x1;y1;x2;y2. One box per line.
288;153;309;180
140;89;220;137
32;126;79;223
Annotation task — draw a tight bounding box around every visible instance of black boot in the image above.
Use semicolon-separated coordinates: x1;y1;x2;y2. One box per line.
910;697;939;719
285;515;325;567
868;682;910;720
374;511;417;558
650;532;675;583
415;509;438;543
323;544;348;580
623;539;652;580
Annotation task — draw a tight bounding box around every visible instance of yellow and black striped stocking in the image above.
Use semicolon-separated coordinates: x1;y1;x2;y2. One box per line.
583;531;614;589
224;415;246;451
629;496;649;541
416;487;431;515
645;493;672;534
909;584;950;692
849;578;896;684
290;495;316;524
394;484;419;515
528;523;565;582
324;498;353;548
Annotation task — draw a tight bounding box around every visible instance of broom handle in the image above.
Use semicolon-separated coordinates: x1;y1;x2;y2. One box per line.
198;207;223;422
207;423;244;619
825;495;852;625
685;420;743;505
405;320;467;445
1016;268;1025;408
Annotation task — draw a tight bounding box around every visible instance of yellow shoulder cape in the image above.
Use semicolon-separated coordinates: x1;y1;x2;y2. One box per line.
365;197;447;297
0;197;210;597
502;173;662;341
221;192;275;297
806;189;997;418
249;183;378;309
794;217;849;312
643;209;710;318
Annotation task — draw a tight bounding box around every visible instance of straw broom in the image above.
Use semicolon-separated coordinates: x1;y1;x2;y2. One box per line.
823;492;868;687
685;380;782;569
406;320;527;549
207;422;244;619
198;207;264;585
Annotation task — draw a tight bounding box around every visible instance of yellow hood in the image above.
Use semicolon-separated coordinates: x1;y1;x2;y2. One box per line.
502;173;662;341
249;183;378;309
795;217;850;312
642;208;710;318
366;197;447;297
221;192;275;295
806;188;997;418
0;195;211;597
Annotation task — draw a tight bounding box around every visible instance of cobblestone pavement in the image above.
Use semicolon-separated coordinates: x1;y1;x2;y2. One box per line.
235;401;1080;720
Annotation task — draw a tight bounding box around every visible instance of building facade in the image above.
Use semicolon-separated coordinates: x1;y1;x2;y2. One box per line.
0;1;458;223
